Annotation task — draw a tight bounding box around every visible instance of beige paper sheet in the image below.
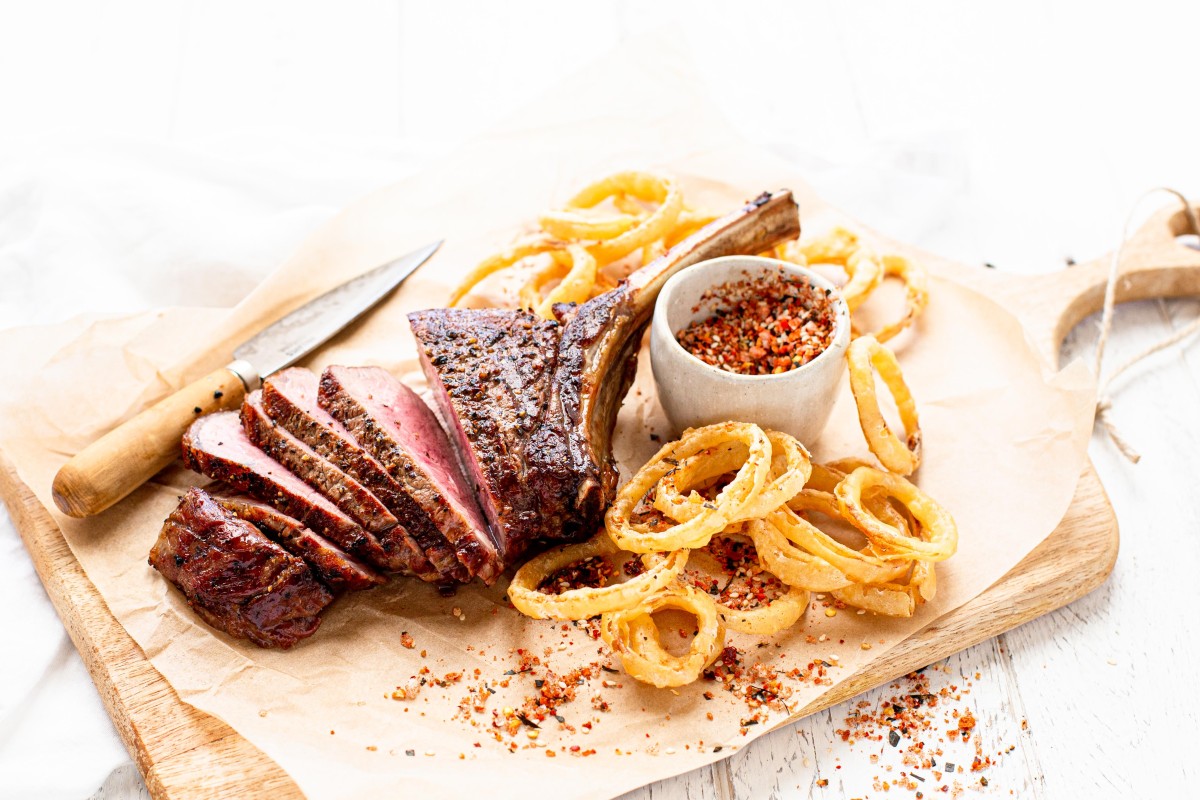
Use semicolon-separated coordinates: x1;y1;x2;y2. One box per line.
0;44;1095;800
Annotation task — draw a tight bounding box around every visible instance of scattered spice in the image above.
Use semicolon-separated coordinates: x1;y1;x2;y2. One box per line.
682;535;785;611
537;556;615;595
832;669;1018;795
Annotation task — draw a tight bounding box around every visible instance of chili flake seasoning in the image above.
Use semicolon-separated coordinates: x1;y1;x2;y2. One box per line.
675;269;837;375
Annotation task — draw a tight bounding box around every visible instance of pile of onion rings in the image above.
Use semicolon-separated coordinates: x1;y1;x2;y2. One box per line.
449;171;929;343
449;170;715;318
507;418;957;687
488;173;948;688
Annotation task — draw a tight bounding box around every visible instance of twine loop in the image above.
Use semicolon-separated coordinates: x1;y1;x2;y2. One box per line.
1090;188;1200;464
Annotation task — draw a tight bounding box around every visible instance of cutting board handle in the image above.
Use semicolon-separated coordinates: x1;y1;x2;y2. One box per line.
1020;202;1200;365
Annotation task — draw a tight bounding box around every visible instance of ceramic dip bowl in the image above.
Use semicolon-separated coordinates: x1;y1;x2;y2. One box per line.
650;256;851;445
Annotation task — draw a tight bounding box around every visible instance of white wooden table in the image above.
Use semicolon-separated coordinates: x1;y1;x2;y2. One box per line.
2;2;1198;798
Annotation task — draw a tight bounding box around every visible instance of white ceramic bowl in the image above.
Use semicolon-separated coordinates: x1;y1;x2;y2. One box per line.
650;256;851;445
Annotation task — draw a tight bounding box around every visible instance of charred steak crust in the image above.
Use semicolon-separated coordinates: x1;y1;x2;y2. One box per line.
261;368;461;582
181;411;393;570
149;488;333;649
241;390;432;578
317;366;494;583
216;495;386;593
409;308;577;560
410;190;801;565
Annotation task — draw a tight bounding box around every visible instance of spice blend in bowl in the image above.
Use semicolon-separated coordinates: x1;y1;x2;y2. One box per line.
650;256;851;444
675;271;838;375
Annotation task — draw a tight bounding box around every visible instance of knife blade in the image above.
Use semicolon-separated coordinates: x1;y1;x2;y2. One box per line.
51;240;442;518
232;239;441;384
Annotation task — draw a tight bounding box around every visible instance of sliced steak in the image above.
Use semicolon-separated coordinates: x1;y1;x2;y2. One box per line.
410;191;800;564
181;411;394;571
408;309;565;563
243;390;397;533
149;487;333;649
261;367;464;582
216;495;385;593
317;366;497;583
241;390;438;579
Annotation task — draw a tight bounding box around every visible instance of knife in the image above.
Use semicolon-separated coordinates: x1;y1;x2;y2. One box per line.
51;240;442;518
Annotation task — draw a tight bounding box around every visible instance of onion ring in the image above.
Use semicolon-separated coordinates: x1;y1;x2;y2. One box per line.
835;467;957;561
600;583;725;687
796;465;914;538
856;254;930;343
518;257;568;311
507;533;689;621
746;517;853;592
771;502;910;585
795;226;860;263
652;430;811;525
804;461;850;494
765;239;808;265
665;208;719;248
541;171;683;266
719;584;809;634
831;560;936;617
448;234;563;307
791;226;883;311
841;247;885;311
519;245;603;318
831;580;917;617
847;335;922;475
817;458;914;534
539;209;643;241
606;422;772;553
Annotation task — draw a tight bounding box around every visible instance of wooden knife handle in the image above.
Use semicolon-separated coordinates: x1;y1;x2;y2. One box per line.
51;363;253;518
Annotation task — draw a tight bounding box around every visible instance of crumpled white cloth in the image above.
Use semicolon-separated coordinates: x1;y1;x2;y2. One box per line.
0;132;972;798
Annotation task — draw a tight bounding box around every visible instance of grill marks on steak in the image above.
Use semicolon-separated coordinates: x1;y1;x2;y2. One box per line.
181;411;394;570
409;309;572;561
216;495;385;593
411;191;801;562
318;366;497;583
261;368;460;582
149;488;333;649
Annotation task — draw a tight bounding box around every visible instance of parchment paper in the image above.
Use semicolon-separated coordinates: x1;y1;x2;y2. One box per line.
0;44;1095;799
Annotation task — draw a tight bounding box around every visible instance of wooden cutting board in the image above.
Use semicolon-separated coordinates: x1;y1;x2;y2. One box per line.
3;201;1198;799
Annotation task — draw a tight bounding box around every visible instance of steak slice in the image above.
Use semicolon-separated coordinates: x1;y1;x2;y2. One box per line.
411;191;800;563
149;487;333;649
317;366;497;583
181;411;393;571
261;367;464;583
241;390;434;578
216;495;385;593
